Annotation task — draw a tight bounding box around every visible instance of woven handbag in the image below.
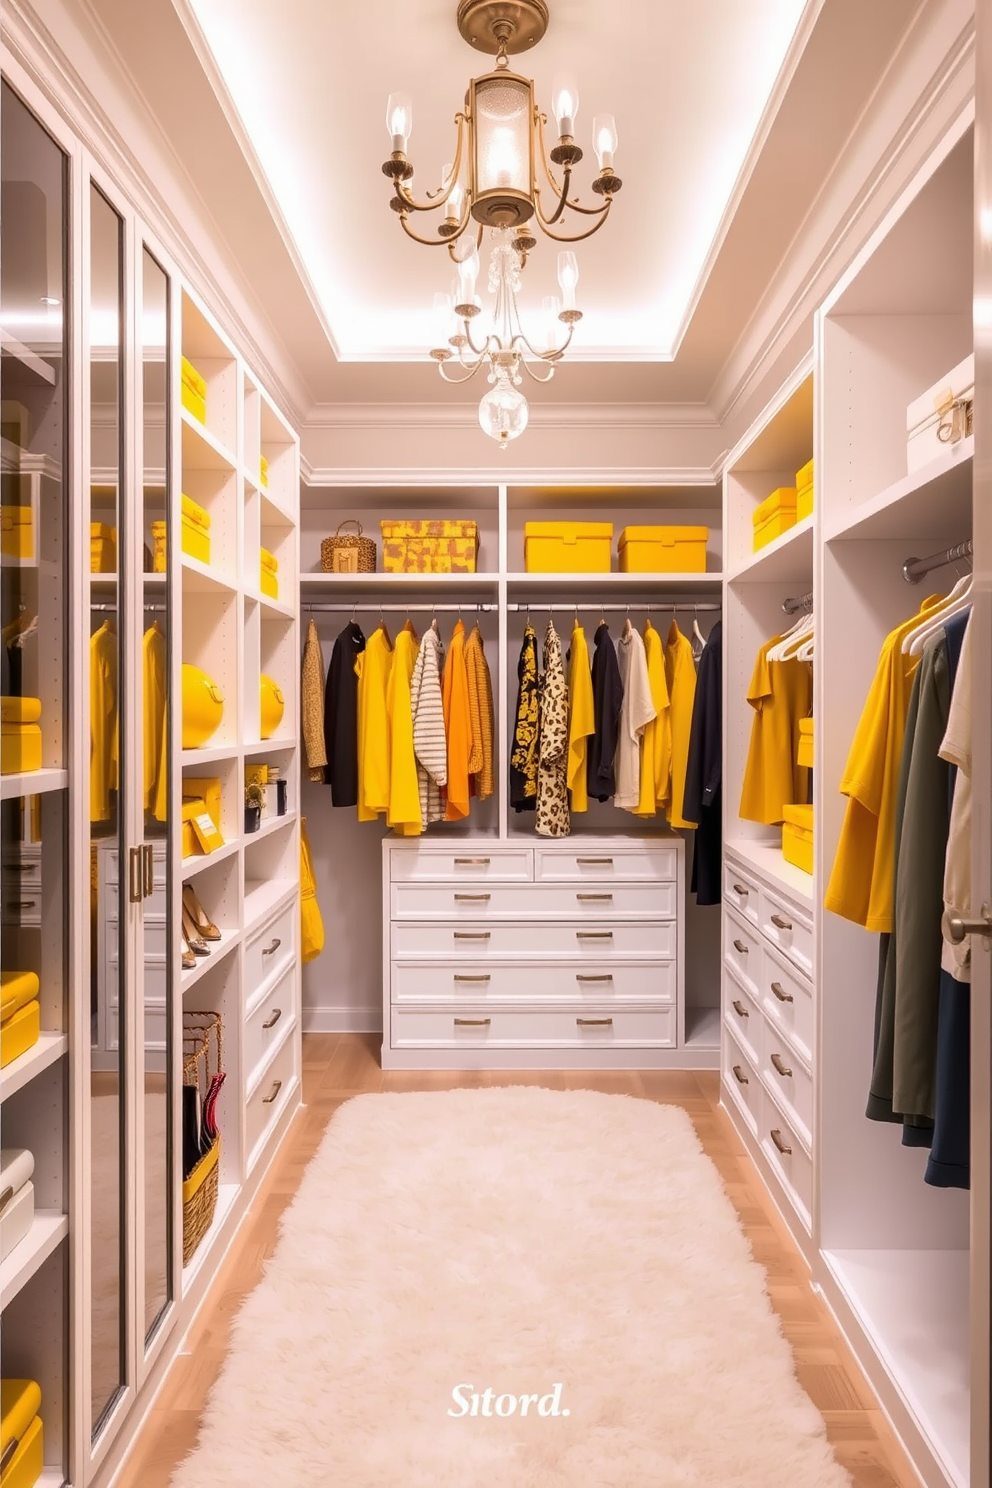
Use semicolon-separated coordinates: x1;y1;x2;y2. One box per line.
321;519;376;574
181;1011;223;1265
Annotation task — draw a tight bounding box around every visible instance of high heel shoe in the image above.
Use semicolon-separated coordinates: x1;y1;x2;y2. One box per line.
183;883;221;941
182;906;210;956
180;927;196;971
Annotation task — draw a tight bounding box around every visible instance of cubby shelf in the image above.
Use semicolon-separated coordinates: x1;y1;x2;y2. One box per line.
244;588;295;620
243;878;297;933
180;407;237;472
729;518;814;583
180;837;242;880
181;744;241;768
0;768;67;801
826;437;973;543
0;1212;68;1309
244;736;299;757
180;928;241;992
246;811;296;846
0;1033;66;1102
684;1008;721;1049
181;553;238;595
725;836;814;910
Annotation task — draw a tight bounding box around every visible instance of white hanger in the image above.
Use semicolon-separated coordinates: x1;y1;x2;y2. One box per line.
901;573;972;656
691;606;706;659
767;613;812;663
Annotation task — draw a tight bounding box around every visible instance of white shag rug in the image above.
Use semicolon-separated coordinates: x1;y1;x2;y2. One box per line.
171;1089;850;1487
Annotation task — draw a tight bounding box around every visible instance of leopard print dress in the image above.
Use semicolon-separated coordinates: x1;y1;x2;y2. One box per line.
536;620;570;837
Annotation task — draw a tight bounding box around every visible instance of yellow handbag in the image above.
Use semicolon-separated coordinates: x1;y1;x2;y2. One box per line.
300;818;324;964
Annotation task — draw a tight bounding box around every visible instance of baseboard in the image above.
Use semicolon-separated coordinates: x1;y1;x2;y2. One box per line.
303;1005;383;1034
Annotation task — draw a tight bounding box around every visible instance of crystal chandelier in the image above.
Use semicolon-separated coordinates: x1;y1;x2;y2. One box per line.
381;0;622;445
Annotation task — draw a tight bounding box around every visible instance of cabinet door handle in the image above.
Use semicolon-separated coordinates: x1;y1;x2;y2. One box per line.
732;883;749;896
770;1128;792;1156
454;893;491;902
733;939;748;954
10;900;36;909
577;931;613;940
455;857;490;866
577;892;613;901
732;999;749;1018
577;856;614;866
576;974;613;983
454;974;491;983
454;1017;491;1027
262;1080;283;1105
770;981;794;1004
142;843;154;898
732;1065;749;1086
577;1017;614;1027
262;938;282;957
454;931;490;940
770;1052;793;1078
262;1007;283;1030
128;847;142;904
770;914;793;931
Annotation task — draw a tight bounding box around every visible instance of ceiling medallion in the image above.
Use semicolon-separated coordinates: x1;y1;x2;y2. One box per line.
382;0;621;445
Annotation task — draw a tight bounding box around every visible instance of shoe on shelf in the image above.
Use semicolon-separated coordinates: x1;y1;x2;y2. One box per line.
180;928;196;971
183;883;221;941
182;906;210;957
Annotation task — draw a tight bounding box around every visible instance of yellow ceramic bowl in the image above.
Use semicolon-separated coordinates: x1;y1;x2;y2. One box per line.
181;664;224;749
259;674;285;740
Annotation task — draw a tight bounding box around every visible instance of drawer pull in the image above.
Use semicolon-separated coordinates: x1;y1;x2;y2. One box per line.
5;863;34;873
577;892;613;902
576;857;614;866
577;931;613;940
576;974;613;983
454;974;491;983
577;1017;614;1027
769;1128;792;1156
770;1052;793;1079
732;1065;749;1086
455;857;491;866
262;1007;283;1030
11;900;36;909
454;931;491;940
732;939;748;954
262;1080;283;1105
732;883;749;896
770;981;794;1004
454;893;491;902
770;914;793;931
732;999;749;1018
454;1017;491;1027
262;937;282;957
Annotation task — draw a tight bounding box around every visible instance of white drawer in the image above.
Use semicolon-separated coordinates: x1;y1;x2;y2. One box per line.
107;958;167;1008
761;1105;812;1229
534;844;678;882
761;945;813;1065
390;882;675;921
107;1006;167;1051
245;965;297;1090
246;1030;297;1167
244;899;296;999
391;921;677;961
724;859;759;925
109;920;167;963
390;1005;677;1049
106;882;167;922
759;887;813;977
723;1025;762;1135
2;889;41;926
724;909;761;994
391;960;676;1005
725;974;762;1065
390;847;532;882
2;852;42;890
762;1036;812;1148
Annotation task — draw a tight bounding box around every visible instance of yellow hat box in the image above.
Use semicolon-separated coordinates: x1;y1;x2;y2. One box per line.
618;525;708;574
0;506;34;561
524;521;613;574
90;522;117;574
181;665;224;749
1;1000;40;1069
1;970;39;1023
260;547;278;600
753;487;797;551
0;1379;43;1488
260;675;285;740
0;698;42;776
259;454;269;488
181;354;207;424
782;804;814;876
798;718;814;770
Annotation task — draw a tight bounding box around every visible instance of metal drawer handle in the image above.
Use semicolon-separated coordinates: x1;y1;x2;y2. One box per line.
577;931;613;940
262;938;282;957
770;914;793;931
129;846;142;904
455;857;490;865
732;1065;748;1086
770;1128;792;1156
732;883;749;896
576;856;614;865
733;939;748;954
770;1052;793;1079
6;863;33;873
577;892;613;901
262;1080;283;1105
454;1017;491;1027
11;900;36;909
576;974;613;983
262;1007;283;1030
770;981;794;1004
454;931;491;940
454;893;491;902
732;999;748;1018
577;1017;614;1027
142;843;154;898
454;974;491;983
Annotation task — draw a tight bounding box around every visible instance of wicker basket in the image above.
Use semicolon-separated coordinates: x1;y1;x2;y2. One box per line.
321;519;376;574
182;1011;224;1266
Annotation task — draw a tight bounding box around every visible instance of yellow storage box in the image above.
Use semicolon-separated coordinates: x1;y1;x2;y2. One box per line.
782;804;814;876
259;454;269;488
380;519;479;574
1;697;42;775
152;497;211;572
1;1000;40;1068
796;457;814;522
618;525;708;574
90;522;117;574
260;547;278;600
181;355;207;424
0;1379;43;1488
0;507;34;561
798;718;814;770
753;487;797;551
181;777;221;839
1;971;39;1024
524;521;613;574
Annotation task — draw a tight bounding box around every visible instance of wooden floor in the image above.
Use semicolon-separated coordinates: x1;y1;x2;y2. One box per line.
116;1034;921;1488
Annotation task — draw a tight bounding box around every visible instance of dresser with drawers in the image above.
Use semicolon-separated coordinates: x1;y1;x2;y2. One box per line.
721;844;814;1250
382;837;690;1069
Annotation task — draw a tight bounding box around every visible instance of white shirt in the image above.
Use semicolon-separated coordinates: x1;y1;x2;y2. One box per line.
939;613;972;982
614;623;656;811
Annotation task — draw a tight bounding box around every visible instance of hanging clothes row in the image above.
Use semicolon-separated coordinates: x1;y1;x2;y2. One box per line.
301;614;495;834
739;612;812;828
89;618;167;825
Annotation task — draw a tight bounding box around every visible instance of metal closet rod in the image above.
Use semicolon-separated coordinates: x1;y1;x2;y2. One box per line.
903;538;973;584
91;602;167;613
304;602;497;613
507;601;722;613
782;591;813;615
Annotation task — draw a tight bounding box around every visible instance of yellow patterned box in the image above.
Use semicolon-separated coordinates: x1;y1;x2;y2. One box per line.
380;519;479;574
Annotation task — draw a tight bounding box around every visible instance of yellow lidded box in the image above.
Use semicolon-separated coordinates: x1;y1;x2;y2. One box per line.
380;519;479;574
181;355;207;424
796;457;814;522
1;999;41;1067
753;487;798;551
260;455;269;488
152;497;211;572
90;522;117;574
782;804;814;876
260;547;279;599
797;717;814;770
618;525;708;574
0;1379;43;1488
1;698;42;775
524;521;613;574
0;506;34;561
1;970;39;1024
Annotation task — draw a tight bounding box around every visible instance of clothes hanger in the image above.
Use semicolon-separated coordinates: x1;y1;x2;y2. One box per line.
901;572;971;656
691;604;706;658
766;612;812;662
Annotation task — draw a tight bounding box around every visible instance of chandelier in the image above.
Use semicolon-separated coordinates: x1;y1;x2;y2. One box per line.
381;0;622;445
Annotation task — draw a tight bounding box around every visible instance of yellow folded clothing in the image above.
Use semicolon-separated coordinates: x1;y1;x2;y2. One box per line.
0;697;41;725
1;970;40;1022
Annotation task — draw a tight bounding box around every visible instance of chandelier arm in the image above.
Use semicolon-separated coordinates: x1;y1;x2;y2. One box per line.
542;168;574;227
518;358;557;384
397;213;469;247
436;359;486;384
530;196;614;244
394;114;468;213
462;319;494;359
535;112;566;199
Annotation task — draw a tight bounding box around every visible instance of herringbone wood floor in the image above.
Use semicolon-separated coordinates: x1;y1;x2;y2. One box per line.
114;1033;921;1488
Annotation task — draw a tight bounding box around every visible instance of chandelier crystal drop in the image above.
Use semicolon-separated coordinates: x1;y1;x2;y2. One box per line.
381;0;621;444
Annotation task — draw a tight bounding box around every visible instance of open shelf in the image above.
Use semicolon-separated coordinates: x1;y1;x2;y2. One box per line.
181;744;241;768
244;877;297;933
826;437;973;542
0;1212;68;1309
243;736;299;757
0;769;67;801
181;407;237;472
0;1033;66;1102
725;836;814;910
300;570;498;594
730;517;814;582
506;571;723;592
684;1007;721;1049
244;588;295;621
246;811;296;846
180;837;241;880
181;1181;240;1294
180;928;241;992
181;553;239;596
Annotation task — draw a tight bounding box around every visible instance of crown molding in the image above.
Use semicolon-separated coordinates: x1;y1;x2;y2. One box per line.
303;401;719;433
302;460;726;489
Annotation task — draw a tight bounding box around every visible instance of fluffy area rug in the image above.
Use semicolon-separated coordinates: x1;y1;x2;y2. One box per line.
170;1089;850;1487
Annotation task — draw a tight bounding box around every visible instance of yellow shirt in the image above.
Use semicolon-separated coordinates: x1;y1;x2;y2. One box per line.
355;625;393;822
635;622;672;817
566;625;595;813
443;620;472;822
386;624;423;836
824;596;945;933
143;622;168;821
665;622;697;829
738;637;810;826
90;621;118;823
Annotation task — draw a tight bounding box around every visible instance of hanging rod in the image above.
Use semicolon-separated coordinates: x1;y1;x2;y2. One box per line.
506;602;722;614
304;602;498;613
782;591;813;615
91;602;167;612
902;538;973;584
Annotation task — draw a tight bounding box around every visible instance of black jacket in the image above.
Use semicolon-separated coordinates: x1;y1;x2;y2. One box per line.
587;623;623;801
324;621;366;806
683;620;722;905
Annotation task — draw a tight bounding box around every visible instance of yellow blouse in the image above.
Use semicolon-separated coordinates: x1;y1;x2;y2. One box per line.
90;621;118;823
635;621;672;817
443;620;472;822
665;622;697;829
567;624;595;813
143;622;168;822
739;638;810;826
386;624;423;836
355;625;393;822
